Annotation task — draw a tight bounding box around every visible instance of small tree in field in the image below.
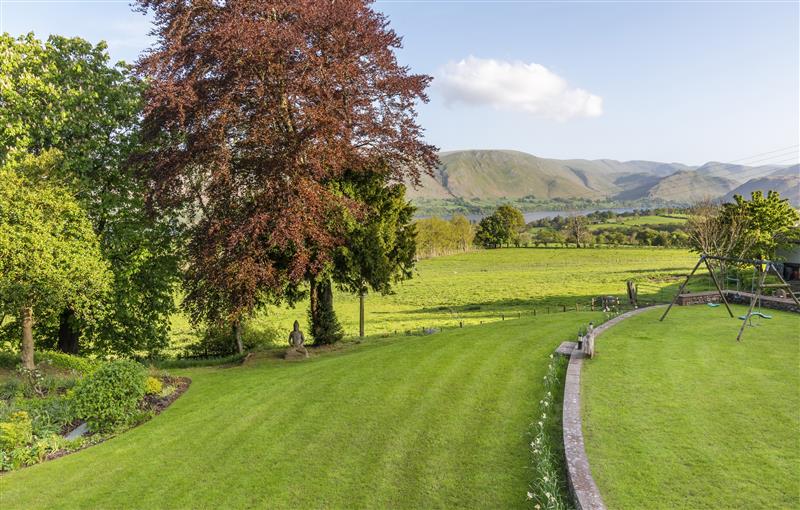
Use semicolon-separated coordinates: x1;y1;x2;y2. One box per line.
331;171;416;339
0;152;111;368
687;198;753;260
564;215;590;247
475;205;524;248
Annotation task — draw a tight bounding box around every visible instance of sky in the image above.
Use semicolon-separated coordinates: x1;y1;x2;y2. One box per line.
1;0;798;166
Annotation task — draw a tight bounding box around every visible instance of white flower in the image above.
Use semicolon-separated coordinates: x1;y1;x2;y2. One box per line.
549;354;553;359
535;505;541;510
541;413;547;420
543;476;549;482
545;492;551;499
543;401;549;407
527;491;534;500
537;421;543;427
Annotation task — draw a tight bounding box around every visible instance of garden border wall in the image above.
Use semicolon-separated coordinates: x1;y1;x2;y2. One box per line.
562;306;663;510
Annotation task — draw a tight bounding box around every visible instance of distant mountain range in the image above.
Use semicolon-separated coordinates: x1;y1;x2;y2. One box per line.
406;150;799;206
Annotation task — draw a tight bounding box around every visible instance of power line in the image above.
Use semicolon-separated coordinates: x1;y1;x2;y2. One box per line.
726;144;800;164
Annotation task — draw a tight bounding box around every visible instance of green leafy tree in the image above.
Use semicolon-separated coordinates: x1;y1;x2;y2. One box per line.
450;214;474;252
0;33;181;356
721;191;800;260
0;152;111;369
475;205;525;248
495;205;526;246
475;215;504;248
331;172;416;338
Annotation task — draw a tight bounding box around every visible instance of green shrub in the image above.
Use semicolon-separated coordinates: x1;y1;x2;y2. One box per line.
70;360;147;432
0;411;33;450
17;396;75;437
185;322;280;357
0;349;98;374
36;351;99;374
0;350;17;369
145;377;163;395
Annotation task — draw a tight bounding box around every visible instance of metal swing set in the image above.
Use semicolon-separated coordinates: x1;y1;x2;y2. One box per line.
660;253;800;341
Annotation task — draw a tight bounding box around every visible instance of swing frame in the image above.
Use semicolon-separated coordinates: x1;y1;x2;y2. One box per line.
660;253;800;342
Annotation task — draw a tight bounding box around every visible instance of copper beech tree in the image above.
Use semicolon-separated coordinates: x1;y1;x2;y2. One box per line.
134;0;437;348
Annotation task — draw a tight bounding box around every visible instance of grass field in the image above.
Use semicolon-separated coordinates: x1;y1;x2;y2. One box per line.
591;215;688;231
170;248;695;352
0;312;602;509
582;305;800;509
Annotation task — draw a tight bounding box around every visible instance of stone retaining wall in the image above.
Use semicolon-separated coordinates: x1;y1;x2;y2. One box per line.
562;306;664;510
675;290;800;313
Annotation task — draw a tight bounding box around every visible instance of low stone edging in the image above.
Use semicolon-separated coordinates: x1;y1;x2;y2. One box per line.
561;306;664;510
675;290;800;313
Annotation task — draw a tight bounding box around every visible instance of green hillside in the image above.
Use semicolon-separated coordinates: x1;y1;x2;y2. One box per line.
406;150;616;200
405;150;794;208
723;175;800;206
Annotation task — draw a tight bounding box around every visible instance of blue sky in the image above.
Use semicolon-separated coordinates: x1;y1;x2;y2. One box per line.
1;0;798;166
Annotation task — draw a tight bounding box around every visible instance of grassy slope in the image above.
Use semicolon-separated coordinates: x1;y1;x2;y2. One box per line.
420;150;611;200
0;312;602;509
582;306;800;509
171;248;695;351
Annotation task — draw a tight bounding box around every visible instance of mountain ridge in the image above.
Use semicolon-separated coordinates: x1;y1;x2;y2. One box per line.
406;149;798;206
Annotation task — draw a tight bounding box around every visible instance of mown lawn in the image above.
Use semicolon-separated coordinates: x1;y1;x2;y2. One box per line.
582;305;800;509
0;312;602;509
170;248;694;350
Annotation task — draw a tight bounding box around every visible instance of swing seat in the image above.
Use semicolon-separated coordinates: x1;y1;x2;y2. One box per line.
739;312;772;320
707;303;720;307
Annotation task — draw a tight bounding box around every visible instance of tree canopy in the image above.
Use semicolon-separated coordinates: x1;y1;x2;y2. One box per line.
475;205;524;248
0;32;182;356
0;152;111;368
721;191;800;260
135;0;438;329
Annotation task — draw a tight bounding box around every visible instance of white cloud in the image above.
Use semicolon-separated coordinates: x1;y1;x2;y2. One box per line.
437;56;603;121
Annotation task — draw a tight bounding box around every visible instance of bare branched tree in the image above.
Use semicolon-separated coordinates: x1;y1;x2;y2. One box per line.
687;198;756;277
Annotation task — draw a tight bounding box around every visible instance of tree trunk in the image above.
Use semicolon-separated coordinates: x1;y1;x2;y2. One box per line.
233;318;244;354
309;279;318;322
320;279;334;312
359;288;365;338
20;307;34;370
57;308;80;354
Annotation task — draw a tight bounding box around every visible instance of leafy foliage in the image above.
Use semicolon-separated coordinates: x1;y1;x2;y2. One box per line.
415;215;474;258
308;280;344;345
0;153;111;366
0;32;181;357
0;412;32;450
70;360;147;432
721;190;800;260
144;377;163;396
475;205;525;248
135;0;438;331
183;322;280;357
332;172;417;297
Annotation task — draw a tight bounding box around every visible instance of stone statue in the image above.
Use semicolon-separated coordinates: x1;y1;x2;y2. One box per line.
289;320;305;347
286;320;308;359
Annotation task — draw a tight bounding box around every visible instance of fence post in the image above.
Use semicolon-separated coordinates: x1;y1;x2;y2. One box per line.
562;304;566;312
501;314;505;321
